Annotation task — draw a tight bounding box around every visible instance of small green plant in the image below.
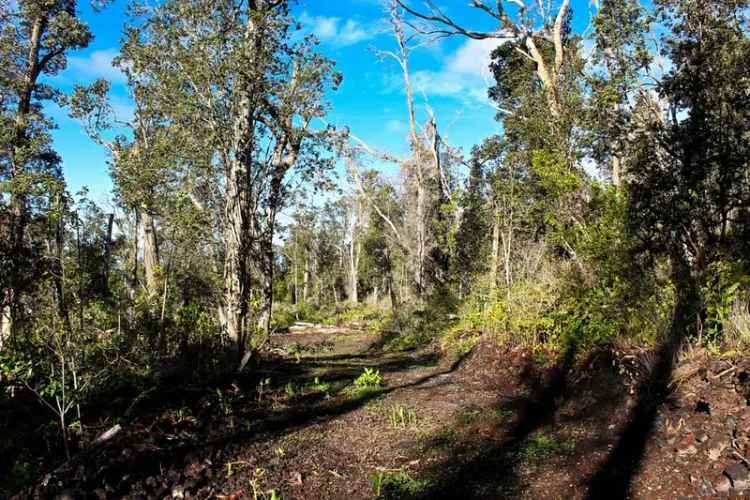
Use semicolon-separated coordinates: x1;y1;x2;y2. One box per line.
307;376;331;393
519;433;575;464
248;467;282;500
354;368;382;388
284;381;297;397
388;404;418;428
257;377;271;402
371;470;431;499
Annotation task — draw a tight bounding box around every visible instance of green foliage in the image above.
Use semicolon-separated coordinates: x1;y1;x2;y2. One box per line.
354;368;382;389
702;260;747;341
371;470;432;499
307;376;331;394
388;404;418;428
519;433;576;464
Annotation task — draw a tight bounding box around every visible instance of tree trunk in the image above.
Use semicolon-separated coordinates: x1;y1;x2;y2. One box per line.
0;304;11;350
222;152;252;351
7;14;48;340
51;198;71;332
490;207;500;288
349;239;359;304
303;255;310;302
142;211;160;297
102;213;115;297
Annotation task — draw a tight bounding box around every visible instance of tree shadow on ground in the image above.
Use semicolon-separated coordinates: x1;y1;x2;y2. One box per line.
584;309;690;499
406;342;586;499
27;344;468;497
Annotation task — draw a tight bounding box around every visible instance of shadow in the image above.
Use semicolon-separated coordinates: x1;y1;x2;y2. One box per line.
583;291;693;500
26;343;466;498
406;342;583;499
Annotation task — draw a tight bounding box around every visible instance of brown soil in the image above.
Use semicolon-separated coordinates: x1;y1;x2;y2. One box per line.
9;326;750;499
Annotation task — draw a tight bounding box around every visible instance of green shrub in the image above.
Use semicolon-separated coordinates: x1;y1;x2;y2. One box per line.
354;368;382;388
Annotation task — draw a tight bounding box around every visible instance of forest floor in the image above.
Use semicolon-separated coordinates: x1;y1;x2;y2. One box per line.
9;323;750;499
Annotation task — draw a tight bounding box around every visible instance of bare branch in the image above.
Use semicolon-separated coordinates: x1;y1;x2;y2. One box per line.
553;0;570;74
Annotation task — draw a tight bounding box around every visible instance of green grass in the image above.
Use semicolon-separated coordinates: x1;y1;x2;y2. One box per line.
372;470;432;499
518;433;575;464
388;404;418;428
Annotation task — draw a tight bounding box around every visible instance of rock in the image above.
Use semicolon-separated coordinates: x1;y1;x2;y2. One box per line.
699;476;717;496
677;444;698;457
715;475;732;494
696;432;710;443
708;439;729;460
172;485;185;499
724;463;750;490
676;433;698;456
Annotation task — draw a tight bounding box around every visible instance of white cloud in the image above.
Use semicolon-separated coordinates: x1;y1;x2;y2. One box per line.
446;39;499;77
409;39;503;106
385;119;407;133
300;12;376;47
67;49;127;84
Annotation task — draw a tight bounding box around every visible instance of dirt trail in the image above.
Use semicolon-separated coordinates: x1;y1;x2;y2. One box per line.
20;324;750;499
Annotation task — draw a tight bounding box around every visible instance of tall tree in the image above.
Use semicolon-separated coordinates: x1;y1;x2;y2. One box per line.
0;0;110;343
123;0;339;353
629;0;750;335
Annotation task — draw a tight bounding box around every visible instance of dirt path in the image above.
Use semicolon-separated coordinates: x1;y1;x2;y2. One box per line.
22;325;750;499
207;326;615;500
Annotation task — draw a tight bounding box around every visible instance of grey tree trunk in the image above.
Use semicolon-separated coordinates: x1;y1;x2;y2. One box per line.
221;7;267;353
142;211;160;298
102;213;115;297
490;207;500;288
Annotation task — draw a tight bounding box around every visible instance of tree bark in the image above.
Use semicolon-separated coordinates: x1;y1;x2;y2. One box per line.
102;213;115;297
142;211;160;297
221;5;267;353
490;207;501;288
6;14;48;341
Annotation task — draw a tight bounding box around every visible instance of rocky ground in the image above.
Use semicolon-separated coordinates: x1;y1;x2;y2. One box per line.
5;324;750;499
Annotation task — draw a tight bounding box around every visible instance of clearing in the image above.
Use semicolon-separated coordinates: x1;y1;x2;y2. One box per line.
13;323;750;499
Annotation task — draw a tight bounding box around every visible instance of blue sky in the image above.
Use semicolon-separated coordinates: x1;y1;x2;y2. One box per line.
50;0;597;203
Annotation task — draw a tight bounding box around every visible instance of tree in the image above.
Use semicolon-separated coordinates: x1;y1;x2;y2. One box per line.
628;0;750;337
396;0;572;118
121;0;340;354
0;0;111;343
589;0;652;186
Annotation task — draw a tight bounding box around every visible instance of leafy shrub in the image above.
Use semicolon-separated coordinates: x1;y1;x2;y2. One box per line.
354;368;382;388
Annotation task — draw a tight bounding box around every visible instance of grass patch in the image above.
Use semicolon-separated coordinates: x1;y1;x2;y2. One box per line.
372;470;432;499
518;433;575;464
388;404;418;428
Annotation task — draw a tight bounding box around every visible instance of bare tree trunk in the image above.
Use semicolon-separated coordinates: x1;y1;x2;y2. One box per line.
102;213;115;297
130;209;140;297
349;238;359;304
142;211;160;298
222;153;252;351
0;303;12;349
303;254;310;302
490;207;500;288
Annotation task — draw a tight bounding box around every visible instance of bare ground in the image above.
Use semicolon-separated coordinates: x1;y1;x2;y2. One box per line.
8;325;750;499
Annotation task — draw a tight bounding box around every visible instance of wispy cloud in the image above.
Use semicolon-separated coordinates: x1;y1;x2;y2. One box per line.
300;12;377;47
410;39;502;106
66;49;127;85
385;119;407;133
